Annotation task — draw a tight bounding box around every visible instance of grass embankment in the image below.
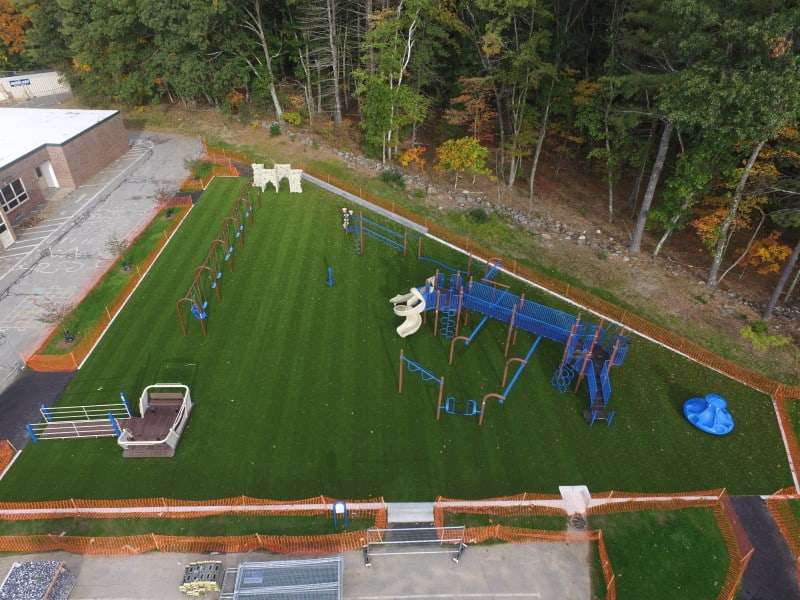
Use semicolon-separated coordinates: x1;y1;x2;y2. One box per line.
41;209;182;354
0;177;790;501
0;515;369;537
590;508;730;600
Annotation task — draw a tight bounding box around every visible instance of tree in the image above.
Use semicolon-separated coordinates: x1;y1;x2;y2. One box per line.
0;0;28;67
655;2;800;285
434;137;489;188
763;205;800;320
35;299;75;343
238;0;285;121
444;76;496;143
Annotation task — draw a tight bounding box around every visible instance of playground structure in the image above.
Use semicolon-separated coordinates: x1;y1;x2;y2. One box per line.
252;163;303;193
394;266;630;426
177;188;260;335
684;393;735;436
26;384;193;458
26;396;132;442
347;212;409;256
390;284;430;338
117;384;193;458
398;350;446;419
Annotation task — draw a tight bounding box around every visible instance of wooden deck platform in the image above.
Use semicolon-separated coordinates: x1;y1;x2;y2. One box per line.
118;398;182;458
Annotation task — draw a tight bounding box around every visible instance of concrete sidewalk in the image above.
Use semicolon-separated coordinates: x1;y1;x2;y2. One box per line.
0;541;591;600
0;132;201;401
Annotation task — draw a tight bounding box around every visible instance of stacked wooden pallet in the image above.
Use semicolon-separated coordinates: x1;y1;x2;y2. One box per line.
179;561;222;597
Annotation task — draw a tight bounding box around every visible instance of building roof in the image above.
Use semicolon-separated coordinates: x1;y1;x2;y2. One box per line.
0;108;119;170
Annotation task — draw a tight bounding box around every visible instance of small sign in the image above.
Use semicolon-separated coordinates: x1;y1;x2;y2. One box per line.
8;78;31;87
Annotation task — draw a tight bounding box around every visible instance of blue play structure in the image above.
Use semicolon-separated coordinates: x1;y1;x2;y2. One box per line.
683;393;734;436
413;270;629;425
348;214;407;255
444;397;479;417
397;350;450;420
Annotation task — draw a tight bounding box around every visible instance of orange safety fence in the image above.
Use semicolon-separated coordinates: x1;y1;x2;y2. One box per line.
0;531;367;556
588;488;726;501
460;525;616;598
766;490;800;587
180;141;242;192
26;202;193;372
0;495;387;526
0;440;16;475
433;495;566;529
774;390;800;493
587;493;751;600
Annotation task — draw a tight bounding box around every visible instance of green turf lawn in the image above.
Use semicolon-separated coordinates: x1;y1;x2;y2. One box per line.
443;513;567;531
590;508;729;600
0;515;369;537
0;177;791;501
43;209;181;354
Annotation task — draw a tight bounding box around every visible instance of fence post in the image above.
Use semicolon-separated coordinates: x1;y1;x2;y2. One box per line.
398;350;404;393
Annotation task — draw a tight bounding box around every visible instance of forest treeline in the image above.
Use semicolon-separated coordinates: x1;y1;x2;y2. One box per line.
3;0;800;319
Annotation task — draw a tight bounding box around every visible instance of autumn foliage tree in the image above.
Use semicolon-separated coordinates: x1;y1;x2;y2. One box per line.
434;137;489;188
0;0;28;66
444;77;496;143
398;146;427;172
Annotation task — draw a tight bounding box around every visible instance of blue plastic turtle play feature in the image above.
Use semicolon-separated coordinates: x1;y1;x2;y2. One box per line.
683;393;734;436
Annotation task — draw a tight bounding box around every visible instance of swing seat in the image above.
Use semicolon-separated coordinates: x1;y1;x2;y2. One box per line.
216;272;222;279
444;397;479;417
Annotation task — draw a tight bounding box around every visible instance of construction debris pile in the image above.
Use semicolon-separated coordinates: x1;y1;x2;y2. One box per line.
179;561;222;597
0;561;74;600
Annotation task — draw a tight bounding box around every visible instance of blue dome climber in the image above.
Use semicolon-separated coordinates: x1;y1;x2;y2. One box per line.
683;393;734;436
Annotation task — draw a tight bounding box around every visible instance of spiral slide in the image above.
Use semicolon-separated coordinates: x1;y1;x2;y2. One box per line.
390;288;426;338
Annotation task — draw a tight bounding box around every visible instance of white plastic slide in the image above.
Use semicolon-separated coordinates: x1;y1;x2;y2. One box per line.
391;287;426;338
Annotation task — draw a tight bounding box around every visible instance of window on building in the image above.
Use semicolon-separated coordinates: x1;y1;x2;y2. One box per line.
0;179;28;213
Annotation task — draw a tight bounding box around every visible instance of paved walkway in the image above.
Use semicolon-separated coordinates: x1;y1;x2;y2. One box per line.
0;132;201;395
732;496;800;600
0;542;591;600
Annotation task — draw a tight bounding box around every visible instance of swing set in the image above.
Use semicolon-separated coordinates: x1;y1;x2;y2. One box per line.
176;188;261;336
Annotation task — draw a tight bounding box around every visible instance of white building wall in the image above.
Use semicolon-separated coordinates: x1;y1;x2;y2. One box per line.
0;71;71;102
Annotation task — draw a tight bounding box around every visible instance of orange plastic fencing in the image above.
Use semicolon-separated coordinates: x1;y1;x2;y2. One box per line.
26;202;193;372
180;141;241;192
0;440;15;475
0;531;367;556
459;525;615;598
774;389;800;493
587;493;752;600
0;495;388;524
766;491;800;587
433;495;566;529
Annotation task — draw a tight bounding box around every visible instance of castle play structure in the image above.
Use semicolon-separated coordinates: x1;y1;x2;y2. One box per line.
251;163;303;193
391;266;630;426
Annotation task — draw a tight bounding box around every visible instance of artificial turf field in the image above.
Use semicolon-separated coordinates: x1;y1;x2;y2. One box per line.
0;177;792;500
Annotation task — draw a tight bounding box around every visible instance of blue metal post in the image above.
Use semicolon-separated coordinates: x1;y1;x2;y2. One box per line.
120;392;131;417
41;405;52;423
108;413;122;437
26;424;38;443
501;336;543;402
326;266;335;287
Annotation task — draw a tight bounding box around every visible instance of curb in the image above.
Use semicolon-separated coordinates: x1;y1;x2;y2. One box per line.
0;141;154;298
